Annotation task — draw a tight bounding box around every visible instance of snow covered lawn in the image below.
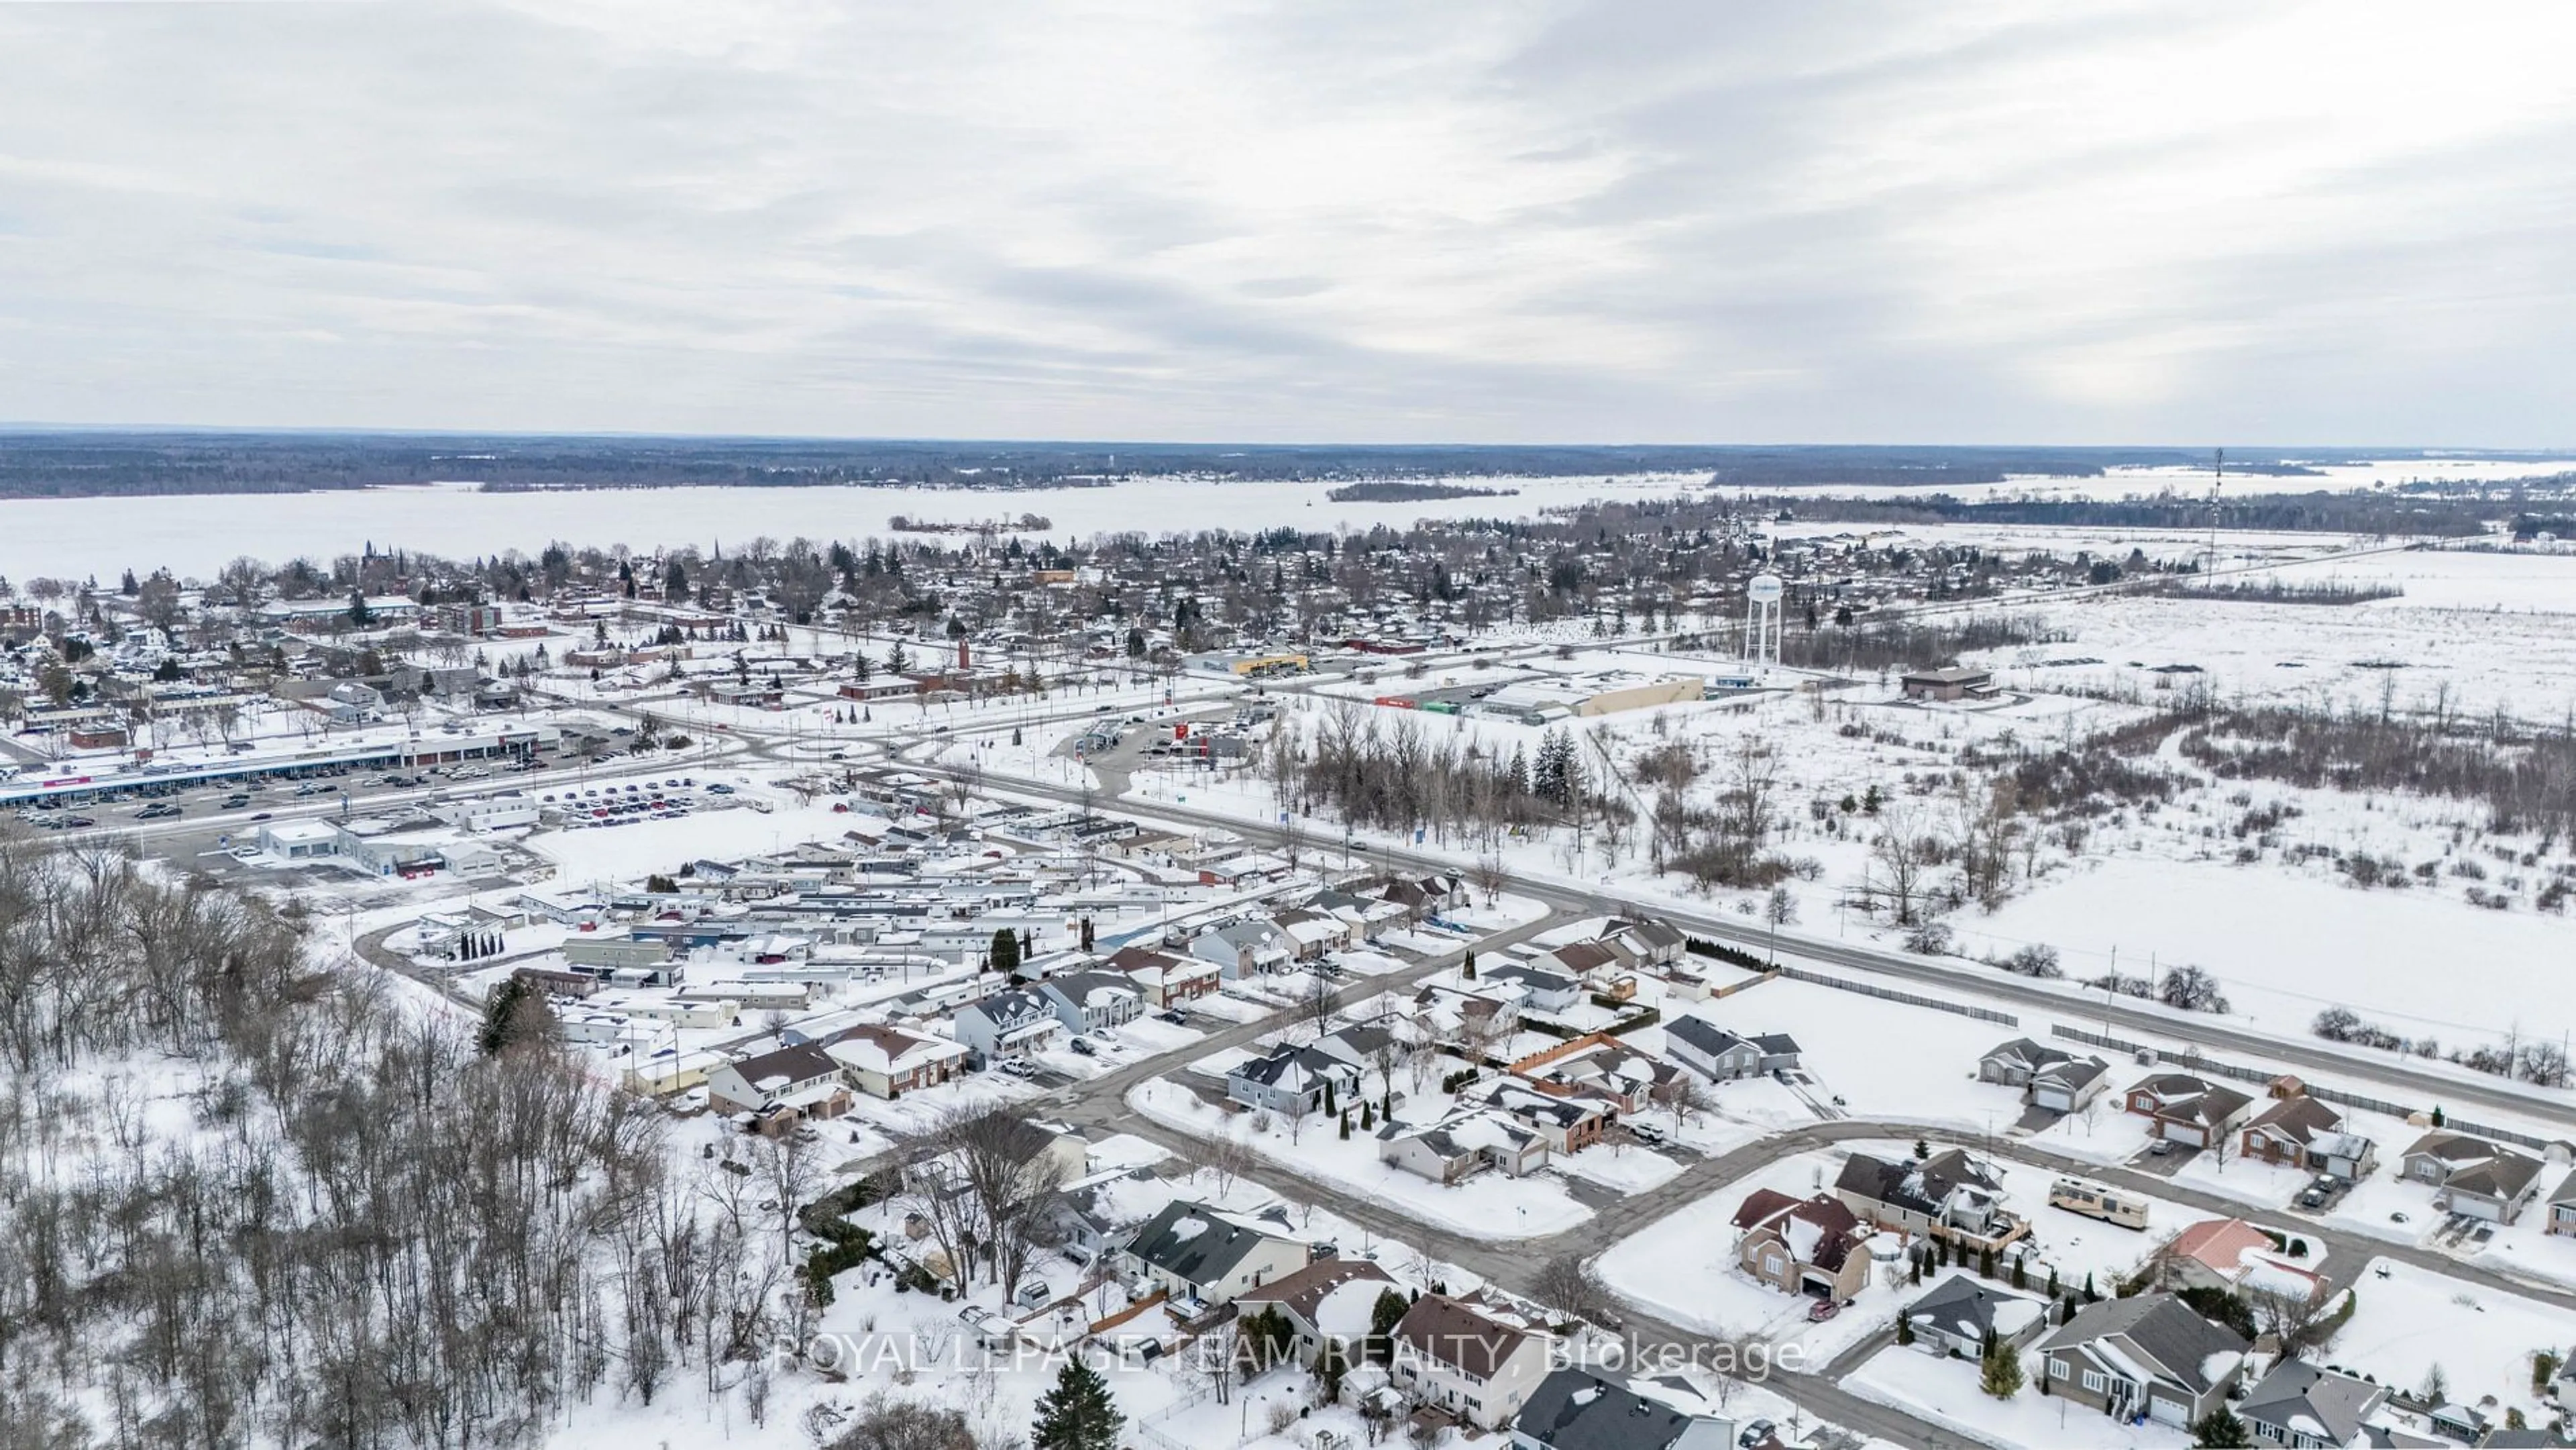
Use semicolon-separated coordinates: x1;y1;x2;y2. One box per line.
1549;1141;1686;1193
1843;1343;2193;1450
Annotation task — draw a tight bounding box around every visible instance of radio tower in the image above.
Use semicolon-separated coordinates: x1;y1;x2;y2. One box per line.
2204;448;2224;582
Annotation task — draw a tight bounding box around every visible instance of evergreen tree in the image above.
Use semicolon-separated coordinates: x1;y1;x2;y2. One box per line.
1894;1313;1914;1347
1461;949;1477;981
1366;1288;1410;1363
2010;1254;2027;1290
1338;1112;1351;1141
990;928;1021;975
1030;1357;1123;1450
478;976;554;1055
2189;1408;2251;1448
1980;1343;2024;1399
1978;1245;1995;1279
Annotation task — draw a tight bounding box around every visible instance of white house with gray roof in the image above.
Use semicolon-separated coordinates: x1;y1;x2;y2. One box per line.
1117;1198;1307;1306
1036;970;1144;1035
949;988;1063;1061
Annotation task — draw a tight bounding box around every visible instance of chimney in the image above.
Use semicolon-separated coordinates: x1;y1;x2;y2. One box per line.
957;638;971;672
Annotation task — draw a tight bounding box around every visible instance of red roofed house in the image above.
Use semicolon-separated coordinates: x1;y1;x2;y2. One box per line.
1733;1188;1873;1301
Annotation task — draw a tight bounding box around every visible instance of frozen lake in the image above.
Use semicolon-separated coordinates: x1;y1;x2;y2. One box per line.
0;472;1710;584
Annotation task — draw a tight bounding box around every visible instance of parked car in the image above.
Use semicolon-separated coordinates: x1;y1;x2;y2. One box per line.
1805;1298;1840;1323
1068;1039;1096;1057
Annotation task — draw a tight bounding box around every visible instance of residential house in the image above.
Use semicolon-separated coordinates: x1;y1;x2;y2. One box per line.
2123;1073;2256;1149
1414;984;1521;1057
2546;1170;2576;1237
1118;1199;1309;1306
1483;1082;1612;1155
1900;1274;2050;1359
1389;1294;1553;1432
1512;1036;1677;1116
1979;1037;2113;1112
1834;1149;2027;1251
1227;1042;1362;1117
1273;907;1356;960
2309;1131;2381;1184
1485;962;1584;1014
1105;945;1220;1006
2036;1292;2250;1429
1664;1017;1799;1081
1978;1037;2075;1088
2029;1056;2111;1114
1380;1112;1550;1184
2401;1131;2545;1223
1376;873;1461;924
1509;1369;1736;1450
2237;1359;2390;1449
1609;918;1686;967
1731;1188;1872;1301
1234;1257;1398;1367
1191;919;1292;978
950;988;1064;1061
1310;1021;1405;1080
1544;940;1623;984
990;1117;1090;1184
1037;970;1145;1035
1050;1169;1151;1265
821;1023;968;1099
2241;1094;2366;1172
706;1044;851;1118
2159;1218;2324;1302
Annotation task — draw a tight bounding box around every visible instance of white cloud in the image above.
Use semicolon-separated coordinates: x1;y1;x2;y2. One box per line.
0;0;2571;443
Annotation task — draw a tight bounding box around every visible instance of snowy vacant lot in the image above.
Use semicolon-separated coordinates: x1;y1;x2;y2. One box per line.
2329;1257;2569;1427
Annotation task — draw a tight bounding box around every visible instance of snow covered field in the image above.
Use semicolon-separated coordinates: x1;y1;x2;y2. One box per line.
1962;853;2576;1047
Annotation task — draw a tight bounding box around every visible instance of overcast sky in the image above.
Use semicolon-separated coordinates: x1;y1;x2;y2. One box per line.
3;1;2573;446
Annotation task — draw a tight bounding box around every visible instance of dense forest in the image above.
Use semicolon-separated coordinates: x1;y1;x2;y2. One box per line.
0;833;817;1447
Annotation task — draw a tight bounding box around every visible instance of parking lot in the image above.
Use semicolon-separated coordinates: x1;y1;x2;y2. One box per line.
537;776;717;829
